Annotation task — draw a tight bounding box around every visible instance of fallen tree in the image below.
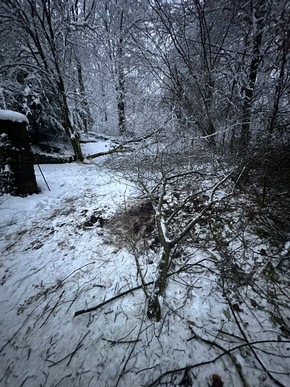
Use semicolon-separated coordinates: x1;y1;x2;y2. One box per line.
86;130;160;160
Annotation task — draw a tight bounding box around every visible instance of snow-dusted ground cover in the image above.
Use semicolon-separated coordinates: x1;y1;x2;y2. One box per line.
1;141;290;387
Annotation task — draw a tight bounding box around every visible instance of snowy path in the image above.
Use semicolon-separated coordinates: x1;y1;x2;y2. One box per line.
0;158;224;387
0;158;145;386
1;157;205;387
1;149;290;387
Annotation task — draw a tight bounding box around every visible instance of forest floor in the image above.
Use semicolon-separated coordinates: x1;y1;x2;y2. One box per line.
1;140;290;387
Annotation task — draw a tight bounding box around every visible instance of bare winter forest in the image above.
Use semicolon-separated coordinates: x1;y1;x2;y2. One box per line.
1;1;290;386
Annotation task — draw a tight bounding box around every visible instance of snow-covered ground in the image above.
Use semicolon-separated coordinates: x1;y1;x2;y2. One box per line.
1;142;290;387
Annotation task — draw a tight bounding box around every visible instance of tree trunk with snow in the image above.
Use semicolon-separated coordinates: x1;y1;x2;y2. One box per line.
240;2;264;150
146;171;233;321
147;245;171;321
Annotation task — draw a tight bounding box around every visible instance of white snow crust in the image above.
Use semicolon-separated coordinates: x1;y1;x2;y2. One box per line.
0;109;29;123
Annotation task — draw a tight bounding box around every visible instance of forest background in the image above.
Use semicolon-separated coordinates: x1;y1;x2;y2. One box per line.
1;1;290;386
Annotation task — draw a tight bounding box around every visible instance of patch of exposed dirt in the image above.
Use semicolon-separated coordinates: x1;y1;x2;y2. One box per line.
106;200;157;249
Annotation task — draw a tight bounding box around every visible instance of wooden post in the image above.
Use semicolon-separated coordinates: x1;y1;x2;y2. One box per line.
0;110;39;196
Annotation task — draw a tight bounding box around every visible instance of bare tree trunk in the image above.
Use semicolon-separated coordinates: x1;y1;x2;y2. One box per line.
43;5;85;162
240;3;264;150
147;171;233;321
268;29;288;134
147;246;171;321
116;10;126;134
61;92;84;162
116;73;126;134
194;0;216;147
76;58;94;134
56;68;84;161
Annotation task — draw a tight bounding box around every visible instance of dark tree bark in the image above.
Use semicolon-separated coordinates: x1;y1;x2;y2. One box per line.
75;58;94;135
240;1;265;150
268;9;290;134
116;10;126;134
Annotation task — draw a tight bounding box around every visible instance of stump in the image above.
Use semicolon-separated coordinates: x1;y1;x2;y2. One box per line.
0;110;38;196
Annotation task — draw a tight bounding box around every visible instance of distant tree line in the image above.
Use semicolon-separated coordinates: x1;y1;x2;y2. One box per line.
0;0;289;159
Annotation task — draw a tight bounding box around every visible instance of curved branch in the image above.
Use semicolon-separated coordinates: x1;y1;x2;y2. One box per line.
74;264;196;317
87;130;161;159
